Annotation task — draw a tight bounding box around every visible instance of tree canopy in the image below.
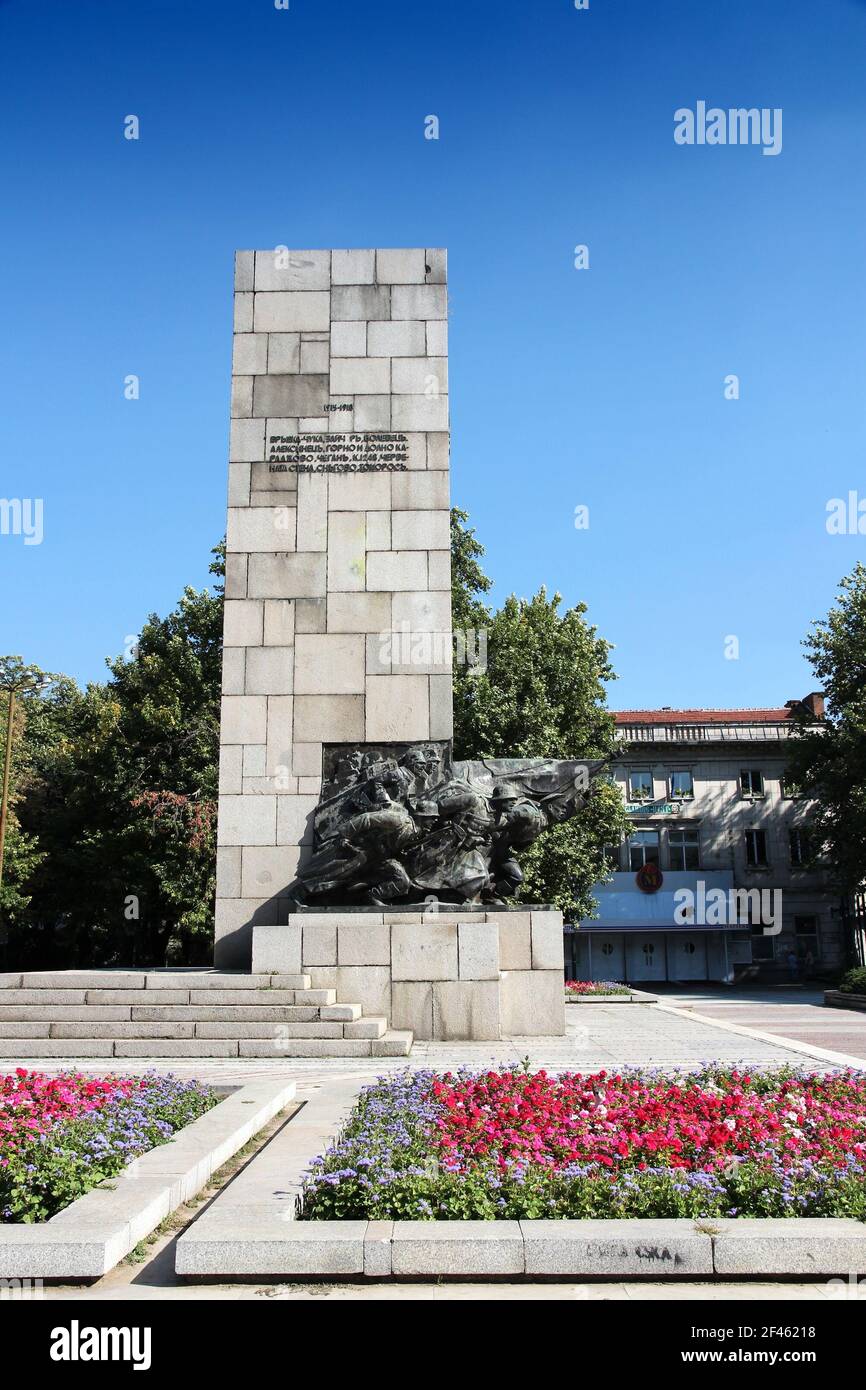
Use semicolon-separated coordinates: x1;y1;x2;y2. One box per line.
450;508;629;917
787;562;866;896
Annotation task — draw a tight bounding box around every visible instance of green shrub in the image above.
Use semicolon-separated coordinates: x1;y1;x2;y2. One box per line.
839;967;866;996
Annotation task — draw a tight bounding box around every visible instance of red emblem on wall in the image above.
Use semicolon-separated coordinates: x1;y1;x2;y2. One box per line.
636;862;663;893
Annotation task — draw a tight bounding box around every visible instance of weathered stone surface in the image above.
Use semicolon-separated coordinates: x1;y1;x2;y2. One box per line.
336;966;391;1018
372;1029;413;1056
497;913;532;970
500;969;565;1036
19;971;146;990
337;919;391;966
713;1219;866;1275
176;1217;367;1277
391;981;434;1039
392;921;457;981
0;1040;116;1057
531;910;565;971
521;1220;714;1277
457;921;499;980
343;1017;386;1039
302;919;337;966
364;1220;393;1277
391;1222;523;1276
331;249;375;284
433;981;500;1041
253;292;330;333
251;923;302;975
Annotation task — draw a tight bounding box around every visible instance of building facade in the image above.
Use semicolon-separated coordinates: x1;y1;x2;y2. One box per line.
566;694;847;985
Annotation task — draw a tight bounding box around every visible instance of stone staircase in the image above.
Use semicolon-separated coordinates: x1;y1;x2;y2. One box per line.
0;970;413;1059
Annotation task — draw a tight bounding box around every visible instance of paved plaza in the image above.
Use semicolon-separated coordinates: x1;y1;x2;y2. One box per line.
654;986;866;1064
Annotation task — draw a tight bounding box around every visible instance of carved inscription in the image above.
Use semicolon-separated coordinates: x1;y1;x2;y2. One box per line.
268;432;409;473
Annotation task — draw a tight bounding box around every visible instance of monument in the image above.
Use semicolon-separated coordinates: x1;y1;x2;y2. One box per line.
215;247;590;1040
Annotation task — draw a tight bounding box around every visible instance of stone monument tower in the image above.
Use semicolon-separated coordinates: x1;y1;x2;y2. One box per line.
216;248;568;1041
216;248;452;968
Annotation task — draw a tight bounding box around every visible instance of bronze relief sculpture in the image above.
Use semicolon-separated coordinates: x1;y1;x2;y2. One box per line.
286;741;607;909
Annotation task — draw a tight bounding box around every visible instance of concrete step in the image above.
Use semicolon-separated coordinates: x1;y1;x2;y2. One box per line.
373;1029;413;1057
343;1017;386;1039
185;989;319;1006
0;1018;387;1041
0;1006;135;1021
130;1005;333;1023
0;1040;117;1057
193;1021;346;1039
0;1003;335;1023
0;1025;414;1058
237;1038;384;1057
1;971;312;991
51;1023;195;1040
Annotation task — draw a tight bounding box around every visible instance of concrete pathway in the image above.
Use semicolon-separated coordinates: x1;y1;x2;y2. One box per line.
653;985;866;1066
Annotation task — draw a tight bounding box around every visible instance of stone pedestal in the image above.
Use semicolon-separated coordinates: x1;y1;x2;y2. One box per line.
251;909;566;1040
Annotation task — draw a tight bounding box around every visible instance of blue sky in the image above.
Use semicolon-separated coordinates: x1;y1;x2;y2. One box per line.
1;0;865;711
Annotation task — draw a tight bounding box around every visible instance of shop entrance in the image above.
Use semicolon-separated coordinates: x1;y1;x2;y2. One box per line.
668;933;709;981
626;934;667;981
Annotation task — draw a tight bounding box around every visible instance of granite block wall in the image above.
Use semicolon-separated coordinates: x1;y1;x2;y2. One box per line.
215;249;452;967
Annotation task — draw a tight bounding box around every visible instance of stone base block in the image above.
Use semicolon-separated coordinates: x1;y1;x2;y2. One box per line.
251;923;301;975
252;908;564;1040
500;969;566;1036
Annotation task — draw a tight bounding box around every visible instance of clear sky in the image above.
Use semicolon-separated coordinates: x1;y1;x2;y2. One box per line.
1;0;865;711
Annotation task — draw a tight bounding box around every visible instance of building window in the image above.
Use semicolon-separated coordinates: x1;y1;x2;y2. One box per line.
789;828;811;866
745;828;769;867
669;829;700;871
781;770;804;799
795;914;820;964
629;830;660;870
750;920;776;961
740;769;765;798
601;841;621;871
669;770;694;800
628;770;654;802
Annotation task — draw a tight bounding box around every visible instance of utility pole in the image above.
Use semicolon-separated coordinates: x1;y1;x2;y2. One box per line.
0;687;16;903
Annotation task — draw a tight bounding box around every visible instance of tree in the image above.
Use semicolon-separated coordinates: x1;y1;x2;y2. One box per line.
450;510;629;917
0;659;54;936
788;562;866;900
6;545;224;968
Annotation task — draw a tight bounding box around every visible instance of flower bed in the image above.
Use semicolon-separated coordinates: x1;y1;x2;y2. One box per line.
298;1065;866;1221
566;980;631;997
0;1068;218;1222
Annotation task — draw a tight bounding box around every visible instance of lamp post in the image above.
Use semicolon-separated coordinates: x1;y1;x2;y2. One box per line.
0;660;51;959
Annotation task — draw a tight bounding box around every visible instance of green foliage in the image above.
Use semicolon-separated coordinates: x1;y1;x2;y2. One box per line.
3;545;224;968
787;563;866;897
450;510;628;916
839;966;866;996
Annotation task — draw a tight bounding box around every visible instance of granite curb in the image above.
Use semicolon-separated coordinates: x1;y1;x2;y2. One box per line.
176;1214;866;1280
0;1076;296;1278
